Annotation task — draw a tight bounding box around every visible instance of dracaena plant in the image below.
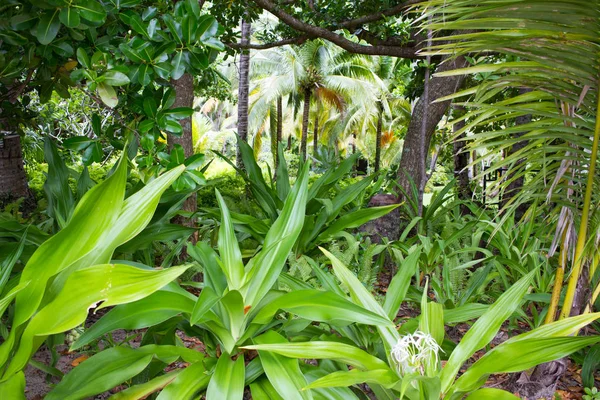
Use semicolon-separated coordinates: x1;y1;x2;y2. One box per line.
53;161;393;399
211;139;399;255
246;250;600;399
0;153;189;398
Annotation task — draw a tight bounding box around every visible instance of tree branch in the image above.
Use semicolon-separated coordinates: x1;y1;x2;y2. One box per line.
337;1;417;30
227;35;309;50
249;0;422;59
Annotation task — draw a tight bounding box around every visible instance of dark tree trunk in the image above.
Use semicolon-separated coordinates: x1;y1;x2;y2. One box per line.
275;96;283;168
452;105;471;214
0;135;30;200
500;87;532;220
236;18;251;169
300;87;311;161
396;56;468;212
374;105;383;173
352;132;357;154
168;73;196;232
313;114;319;157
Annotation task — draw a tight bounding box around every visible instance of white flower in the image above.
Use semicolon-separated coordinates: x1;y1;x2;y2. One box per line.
390;331;442;376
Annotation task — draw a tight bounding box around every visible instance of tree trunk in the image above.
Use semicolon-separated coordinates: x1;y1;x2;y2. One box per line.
0;135;29;200
313;114;319;157
236;18;251;169
374;105;383;173
168;73;196;231
275;96;283;168
500;87;532;219
300;87;311;161
396;56;468;211
452;105;471;214
352;132;356;154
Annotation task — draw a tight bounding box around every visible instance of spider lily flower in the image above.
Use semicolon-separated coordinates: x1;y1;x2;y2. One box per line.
390;331;442;377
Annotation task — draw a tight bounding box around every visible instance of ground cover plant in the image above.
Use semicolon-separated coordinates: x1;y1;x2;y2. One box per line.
0;0;600;399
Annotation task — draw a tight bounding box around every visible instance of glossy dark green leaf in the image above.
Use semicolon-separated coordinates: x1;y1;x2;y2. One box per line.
36;10;61;45
143;97;158;118
10;14;37;30
165;107;193;119
76;48;90;68
63;137;93;151
153;61;172;79
102;70;130;86
74;0;106;23
119;43;144;63
171;51;185;80
59;7;80;28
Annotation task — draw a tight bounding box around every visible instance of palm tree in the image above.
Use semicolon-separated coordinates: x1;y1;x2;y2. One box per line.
249;40;376;162
420;0;600;395
236;18;251;169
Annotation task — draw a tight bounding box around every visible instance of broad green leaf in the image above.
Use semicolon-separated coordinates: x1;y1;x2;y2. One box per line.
156;361;209;400
220;290;245;348
190;286;220;325
320;247;399;348
76;48;90;68
443;303;489;324
10;14;37;31
0;282;28;319
0;231;26;293
420;300;445;352
465;388;520;400
165;107;194;118
253;331;312;400
71;290;195;350
46;165;186;301
439;270;536;393
74;0;107;23
313;205;399;246
36;10;61;45
188;242;227;294
171;51;185;80
504;312;600;343
304;369;398;390
110;369;181;400
206;355;245;400
46;347;154;400
216;190;245;289
250;378;284;400
383;247;420;320
98;83;118;107
59;7;80;28
12;157;127;327
252;289;392;327
242;162;309;307
453;336;600;394
6;264;190;376
0;371;25;400
244;341;390;371
102;70;130;86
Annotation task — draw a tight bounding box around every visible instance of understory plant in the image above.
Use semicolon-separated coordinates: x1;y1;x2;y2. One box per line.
211;139;398;255
247;250;600;399
54;162;392;398
0;153;188;398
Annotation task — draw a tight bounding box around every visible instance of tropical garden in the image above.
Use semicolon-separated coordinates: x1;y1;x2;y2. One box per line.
0;0;599;399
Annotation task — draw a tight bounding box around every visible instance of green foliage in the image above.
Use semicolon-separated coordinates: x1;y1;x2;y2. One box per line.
0;151;186;394
212;140;398;256
250;250;600;399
